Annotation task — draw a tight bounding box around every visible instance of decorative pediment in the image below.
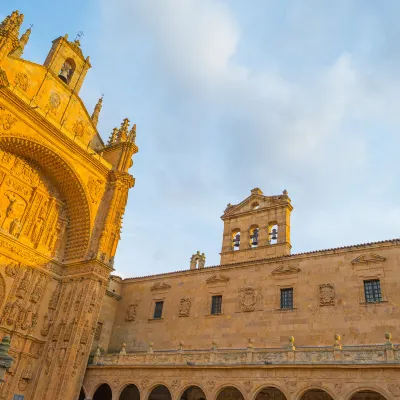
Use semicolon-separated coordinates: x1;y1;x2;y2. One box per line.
271;265;301;275
150;281;171;291
351;254;386;265
206;274;230;284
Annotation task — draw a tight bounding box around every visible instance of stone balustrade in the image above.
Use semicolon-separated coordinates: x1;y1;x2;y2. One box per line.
91;334;399;367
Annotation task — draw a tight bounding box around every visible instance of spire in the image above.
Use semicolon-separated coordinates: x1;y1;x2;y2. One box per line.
0;10;24;36
107;128;118;146
9;26;31;58
19;27;31;51
91;95;103;127
117;118;130;143
128;124;136;144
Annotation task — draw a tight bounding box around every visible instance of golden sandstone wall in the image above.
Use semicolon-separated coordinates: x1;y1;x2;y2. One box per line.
0;10;137;400
97;241;400;354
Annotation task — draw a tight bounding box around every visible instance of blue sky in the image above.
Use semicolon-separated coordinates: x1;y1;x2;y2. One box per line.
4;1;400;278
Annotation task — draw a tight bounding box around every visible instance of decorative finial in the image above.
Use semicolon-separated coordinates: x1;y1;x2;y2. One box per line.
178;341;184;352
119;342;127;355
283;189;288;195
247;338;254;350
211;339;217;351
91;94;103;127
287;336;295;351
75;31;84;42
148;342;154;354
128;123;136;143
107;127;118;146
19;26;31;51
385;332;392;343
334;334;342;350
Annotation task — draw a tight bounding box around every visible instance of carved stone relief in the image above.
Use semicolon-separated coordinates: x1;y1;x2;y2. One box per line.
179;297;191;317
319;283;335;306
87;177;103;204
271;265;300;275
237;287;262;312
0;104;17;131
125;304;137;321
14;72;29;91
0;150;67;258
72;120;85;138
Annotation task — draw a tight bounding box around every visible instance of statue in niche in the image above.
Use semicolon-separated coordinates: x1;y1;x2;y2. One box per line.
7;297;24;325
5;262;19;277
5;192;17;218
30;274;46;303
16;268;32;298
41;312;53;336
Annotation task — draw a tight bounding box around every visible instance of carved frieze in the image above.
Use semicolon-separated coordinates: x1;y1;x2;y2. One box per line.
0;104;17;131
351;253;386;265
319;283;335;306
179;297;191;317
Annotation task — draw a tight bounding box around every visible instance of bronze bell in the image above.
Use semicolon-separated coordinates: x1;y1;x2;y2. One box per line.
270;228;278;240
251;229;259;246
233;234;240;248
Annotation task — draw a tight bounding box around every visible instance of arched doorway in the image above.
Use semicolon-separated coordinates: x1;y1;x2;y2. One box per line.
350;391;387;400
93;383;112;400
300;389;333;400
120;384;140;400
78;388;86;400
255;386;287;400
148;385;172;400
217;387;244;400
180;386;206;400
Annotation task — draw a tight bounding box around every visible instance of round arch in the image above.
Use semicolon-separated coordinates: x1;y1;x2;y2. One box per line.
0;135;91;261
119;383;140;400
93;383;112;400
215;386;244;400
298;387;335;400
346;388;389;400
179;385;207;400
253;385;288;400
147;384;172;400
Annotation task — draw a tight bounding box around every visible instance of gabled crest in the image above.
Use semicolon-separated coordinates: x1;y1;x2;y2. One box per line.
150;281;171;291
206;274;230;284
271;265;301;275
351;253;386;265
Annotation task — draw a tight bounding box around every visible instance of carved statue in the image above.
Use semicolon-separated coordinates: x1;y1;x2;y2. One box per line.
7;297;24;325
16;268;32;298
5;192;17;218
5;262;19;277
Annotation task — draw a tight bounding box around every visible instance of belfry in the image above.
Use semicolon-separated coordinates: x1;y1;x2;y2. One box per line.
1;8;400;400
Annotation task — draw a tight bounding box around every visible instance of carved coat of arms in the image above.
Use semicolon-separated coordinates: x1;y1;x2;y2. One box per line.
179;297;191;317
319;283;335;306
238;287;260;312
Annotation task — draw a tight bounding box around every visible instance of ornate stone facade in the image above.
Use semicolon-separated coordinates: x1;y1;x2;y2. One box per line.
0;10;137;400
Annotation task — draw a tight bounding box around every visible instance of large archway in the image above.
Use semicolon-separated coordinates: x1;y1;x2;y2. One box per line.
180;386;206;400
93;383;112;400
0;135;91;261
148;385;172;400
216;387;244;400
300;389;333;400
120;384;140;400
255;386;287;400
350;391;387;400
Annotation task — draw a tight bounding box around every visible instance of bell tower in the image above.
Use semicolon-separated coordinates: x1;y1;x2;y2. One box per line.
43;33;91;94
220;188;293;264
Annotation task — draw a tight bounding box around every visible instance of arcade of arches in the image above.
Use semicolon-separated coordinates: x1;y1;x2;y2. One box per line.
88;383;388;400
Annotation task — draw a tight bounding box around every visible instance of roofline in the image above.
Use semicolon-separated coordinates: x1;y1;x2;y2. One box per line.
120;237;400;282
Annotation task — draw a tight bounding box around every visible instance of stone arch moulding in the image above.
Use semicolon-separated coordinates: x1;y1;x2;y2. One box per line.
0;135;91;261
345;386;390;400
90;381;113;399
145;383;172;400
0;272;5;310
296;385;336;400
252;383;289;400
214;384;245;400
178;383;208;398
117;382;141;399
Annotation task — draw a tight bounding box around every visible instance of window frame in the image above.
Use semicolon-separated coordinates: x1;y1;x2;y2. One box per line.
280;287;294;309
363;279;383;303
211;295;223;315
153;300;164;319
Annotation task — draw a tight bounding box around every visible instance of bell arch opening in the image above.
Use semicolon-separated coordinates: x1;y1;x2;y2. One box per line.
0;136;91;261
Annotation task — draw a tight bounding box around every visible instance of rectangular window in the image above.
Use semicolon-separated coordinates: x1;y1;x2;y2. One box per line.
211;295;222;315
364;279;382;303
280;288;293;309
153;301;164;319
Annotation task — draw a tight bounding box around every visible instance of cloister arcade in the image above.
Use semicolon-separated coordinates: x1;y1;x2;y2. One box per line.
84;383;388;400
